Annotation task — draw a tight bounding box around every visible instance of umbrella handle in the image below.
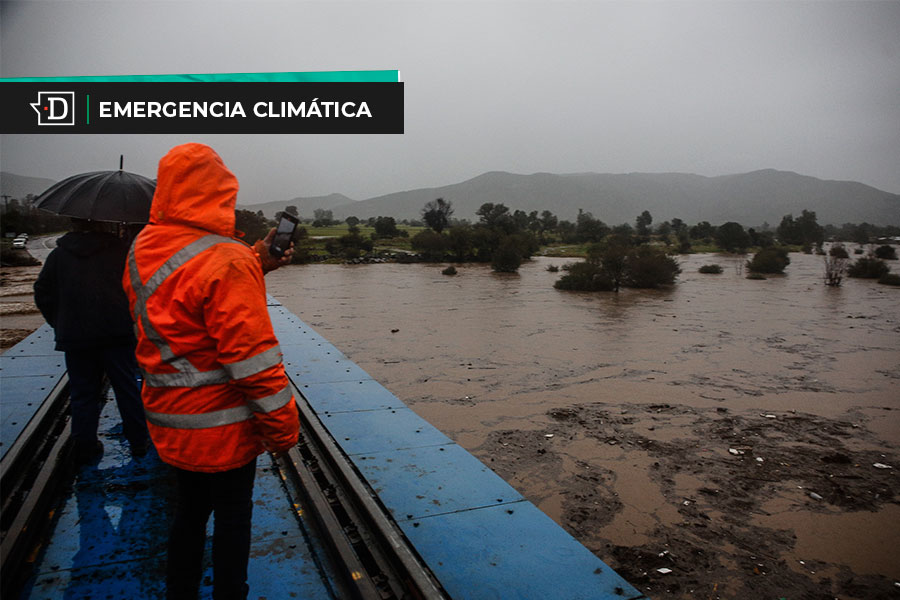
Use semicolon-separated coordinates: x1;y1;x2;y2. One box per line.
119;155;124;171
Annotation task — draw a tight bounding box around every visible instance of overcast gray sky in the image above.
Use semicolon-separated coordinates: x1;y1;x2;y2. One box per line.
2;0;899;206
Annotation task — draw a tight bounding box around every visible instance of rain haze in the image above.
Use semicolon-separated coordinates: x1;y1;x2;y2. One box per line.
2;0;899;206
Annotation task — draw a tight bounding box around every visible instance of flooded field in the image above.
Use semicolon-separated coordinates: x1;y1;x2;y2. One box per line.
3;247;898;598
266;251;900;599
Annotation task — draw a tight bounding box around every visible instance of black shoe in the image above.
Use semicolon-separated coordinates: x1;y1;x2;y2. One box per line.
73;439;104;464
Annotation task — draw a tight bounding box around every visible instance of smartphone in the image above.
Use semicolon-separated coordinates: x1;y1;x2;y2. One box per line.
269;212;299;258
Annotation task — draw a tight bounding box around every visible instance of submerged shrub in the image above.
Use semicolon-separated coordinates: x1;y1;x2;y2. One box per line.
747;247;790;274
874;245;898;260
829;244;850;258
627;246;681;288
824;254;848;287
554;240;679;292
848;256;889;279
553;260;615;291
698;264;723;274
878;273;900;286
442;266;457;276
747;272;767;280
491;238;523;273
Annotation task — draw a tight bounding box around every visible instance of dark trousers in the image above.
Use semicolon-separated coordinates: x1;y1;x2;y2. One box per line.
166;458;257;600
64;345;149;449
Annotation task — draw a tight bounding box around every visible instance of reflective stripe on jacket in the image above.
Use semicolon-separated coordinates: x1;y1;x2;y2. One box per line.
123;143;299;472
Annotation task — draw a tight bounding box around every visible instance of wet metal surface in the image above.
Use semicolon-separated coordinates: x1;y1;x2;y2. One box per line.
399;501;643;600
20;388;335;600
354;443;524;521
0;325;65;461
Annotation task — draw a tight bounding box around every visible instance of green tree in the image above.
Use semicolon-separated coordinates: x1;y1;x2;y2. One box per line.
289;226;313;264
676;230;692;254
777;210;824;247
690;221;715;242
592;234;631;292
747;247;790;274
345;215;360;227
575;209;608;243
411;229;447;261
852;223;872;245
748;228;774;248
373;216;401;238
446;225;474;262
635;210;653;238
715;222;751;253
491;237;523;273
476;203;515;234
312;208;334;227
656;221;673;244
512;210;531;232
235;208;272;243
611;223;634;237
331;226;373;259
422;198;454;233
539;210;558;239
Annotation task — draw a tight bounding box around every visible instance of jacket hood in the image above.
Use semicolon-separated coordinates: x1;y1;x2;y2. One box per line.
149;143;238;236
57;231;122;257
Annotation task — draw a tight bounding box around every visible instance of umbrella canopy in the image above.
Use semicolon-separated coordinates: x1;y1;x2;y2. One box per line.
34;169;156;224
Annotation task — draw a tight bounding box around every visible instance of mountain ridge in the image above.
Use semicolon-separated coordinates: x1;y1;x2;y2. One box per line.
4;169;898;226
321;169;900;226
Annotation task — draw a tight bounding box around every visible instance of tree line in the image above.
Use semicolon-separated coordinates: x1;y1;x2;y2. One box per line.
9;189;895;289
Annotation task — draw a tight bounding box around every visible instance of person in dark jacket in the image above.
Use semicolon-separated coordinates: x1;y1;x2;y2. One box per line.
34;219;150;462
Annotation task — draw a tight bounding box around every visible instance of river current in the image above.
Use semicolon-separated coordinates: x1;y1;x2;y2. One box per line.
266;251;900;597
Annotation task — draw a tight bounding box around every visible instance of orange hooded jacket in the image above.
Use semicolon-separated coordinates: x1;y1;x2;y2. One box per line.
123;143;299;472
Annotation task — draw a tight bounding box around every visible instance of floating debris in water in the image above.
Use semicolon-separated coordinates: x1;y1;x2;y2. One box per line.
873;463;892;469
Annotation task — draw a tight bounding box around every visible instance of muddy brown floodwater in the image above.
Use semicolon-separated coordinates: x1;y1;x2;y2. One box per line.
2;248;898;598
266;251;900;600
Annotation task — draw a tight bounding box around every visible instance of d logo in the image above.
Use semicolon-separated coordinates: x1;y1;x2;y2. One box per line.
30;92;75;126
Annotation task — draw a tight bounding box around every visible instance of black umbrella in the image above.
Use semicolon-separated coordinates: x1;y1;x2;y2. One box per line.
34;156;156;224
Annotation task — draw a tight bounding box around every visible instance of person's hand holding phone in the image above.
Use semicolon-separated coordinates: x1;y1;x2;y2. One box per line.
254;226;294;274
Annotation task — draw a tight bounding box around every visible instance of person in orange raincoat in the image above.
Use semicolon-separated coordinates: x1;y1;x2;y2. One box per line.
123;143;299;600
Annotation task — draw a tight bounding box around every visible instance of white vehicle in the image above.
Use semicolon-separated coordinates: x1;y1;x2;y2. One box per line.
12;238;27;249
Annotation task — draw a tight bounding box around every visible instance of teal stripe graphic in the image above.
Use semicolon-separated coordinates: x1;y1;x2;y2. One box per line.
0;70;400;83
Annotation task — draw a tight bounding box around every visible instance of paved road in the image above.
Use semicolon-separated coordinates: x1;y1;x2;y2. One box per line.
25;235;60;263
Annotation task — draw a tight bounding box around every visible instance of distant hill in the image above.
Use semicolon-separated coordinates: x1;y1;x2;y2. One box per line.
0;172;57;203
239;193;354;219
327;170;900;226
